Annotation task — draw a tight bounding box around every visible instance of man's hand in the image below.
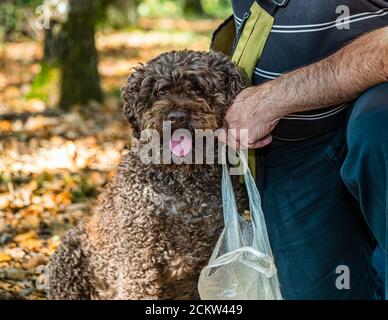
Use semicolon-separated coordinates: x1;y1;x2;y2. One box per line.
221;85;282;149
221;26;388;149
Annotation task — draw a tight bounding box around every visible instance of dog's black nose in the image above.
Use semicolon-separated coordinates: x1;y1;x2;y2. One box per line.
167;110;188;125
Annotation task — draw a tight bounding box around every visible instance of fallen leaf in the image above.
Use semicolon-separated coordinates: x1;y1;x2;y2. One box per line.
5;248;26;261
0;268;28;281
14;230;38;243
0;253;12;263
0;120;12;131
22;254;47;270
19;239;43;251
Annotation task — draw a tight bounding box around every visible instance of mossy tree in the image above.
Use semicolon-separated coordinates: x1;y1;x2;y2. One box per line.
183;0;204;16
104;0;140;28
58;0;103;109
34;0;107;110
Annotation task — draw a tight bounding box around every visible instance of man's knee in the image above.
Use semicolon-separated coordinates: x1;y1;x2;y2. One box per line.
346;83;388;149
341;83;388;254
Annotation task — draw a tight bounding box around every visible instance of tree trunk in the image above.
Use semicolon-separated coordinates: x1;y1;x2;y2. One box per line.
43;21;59;62
183;0;204;16
127;0;139;25
104;0;139;28
58;0;102;109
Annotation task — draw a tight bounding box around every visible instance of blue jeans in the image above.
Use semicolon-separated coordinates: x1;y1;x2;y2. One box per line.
261;83;388;299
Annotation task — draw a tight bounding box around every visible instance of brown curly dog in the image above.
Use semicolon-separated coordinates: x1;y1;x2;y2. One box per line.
47;50;247;300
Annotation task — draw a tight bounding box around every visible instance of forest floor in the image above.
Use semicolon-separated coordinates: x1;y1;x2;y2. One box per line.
0;18;219;299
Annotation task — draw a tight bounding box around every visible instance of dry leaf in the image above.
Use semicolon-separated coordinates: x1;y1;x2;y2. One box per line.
14;231;38;243
22;254;47;270
0;253;12;263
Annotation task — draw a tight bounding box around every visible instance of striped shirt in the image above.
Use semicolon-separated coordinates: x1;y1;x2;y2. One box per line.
232;0;388;140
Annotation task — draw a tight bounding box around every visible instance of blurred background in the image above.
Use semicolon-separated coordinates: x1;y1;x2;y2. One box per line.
0;0;231;299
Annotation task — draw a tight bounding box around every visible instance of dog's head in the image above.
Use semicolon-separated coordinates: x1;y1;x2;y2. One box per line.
121;50;244;167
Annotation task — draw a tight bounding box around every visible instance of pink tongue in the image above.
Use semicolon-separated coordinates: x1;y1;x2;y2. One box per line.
169;132;192;157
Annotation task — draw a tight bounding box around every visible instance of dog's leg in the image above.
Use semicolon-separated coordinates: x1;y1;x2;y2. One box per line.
47;225;94;299
114;257;165;300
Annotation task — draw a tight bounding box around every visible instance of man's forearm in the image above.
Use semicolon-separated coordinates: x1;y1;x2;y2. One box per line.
261;26;388;118
223;26;388;147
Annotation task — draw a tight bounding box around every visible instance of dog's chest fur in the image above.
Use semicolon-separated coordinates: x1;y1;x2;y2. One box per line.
82;146;248;299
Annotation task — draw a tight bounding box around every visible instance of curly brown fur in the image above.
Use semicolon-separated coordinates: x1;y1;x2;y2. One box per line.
48;50;247;300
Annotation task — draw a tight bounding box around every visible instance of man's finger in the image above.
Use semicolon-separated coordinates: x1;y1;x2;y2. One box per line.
217;126;242;150
248;135;273;149
217;127;227;145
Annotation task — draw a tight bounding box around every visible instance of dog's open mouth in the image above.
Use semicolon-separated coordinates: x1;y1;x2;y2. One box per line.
168;131;192;157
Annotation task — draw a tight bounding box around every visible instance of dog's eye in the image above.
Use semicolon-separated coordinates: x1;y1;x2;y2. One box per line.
157;89;168;98
195;89;203;96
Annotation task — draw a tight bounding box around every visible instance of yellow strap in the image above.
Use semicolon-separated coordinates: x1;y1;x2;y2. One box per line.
230;2;274;180
231;2;274;85
211;2;275;180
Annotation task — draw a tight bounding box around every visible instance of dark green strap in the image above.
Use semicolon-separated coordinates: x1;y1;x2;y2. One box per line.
259;0;283;15
210;15;236;56
210;0;290;56
211;0;290;184
258;0;290;15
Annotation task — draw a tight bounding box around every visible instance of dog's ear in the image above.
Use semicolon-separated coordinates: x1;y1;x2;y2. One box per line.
121;65;146;139
207;52;245;106
223;58;246;106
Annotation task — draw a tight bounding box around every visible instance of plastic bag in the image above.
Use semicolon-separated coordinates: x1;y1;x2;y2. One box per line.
198;151;282;300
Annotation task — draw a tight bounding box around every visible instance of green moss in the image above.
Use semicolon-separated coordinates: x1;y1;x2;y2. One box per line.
108;87;123;99
35;172;55;194
25;62;60;103
70;175;97;203
63;174;97;203
138;0;231;19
